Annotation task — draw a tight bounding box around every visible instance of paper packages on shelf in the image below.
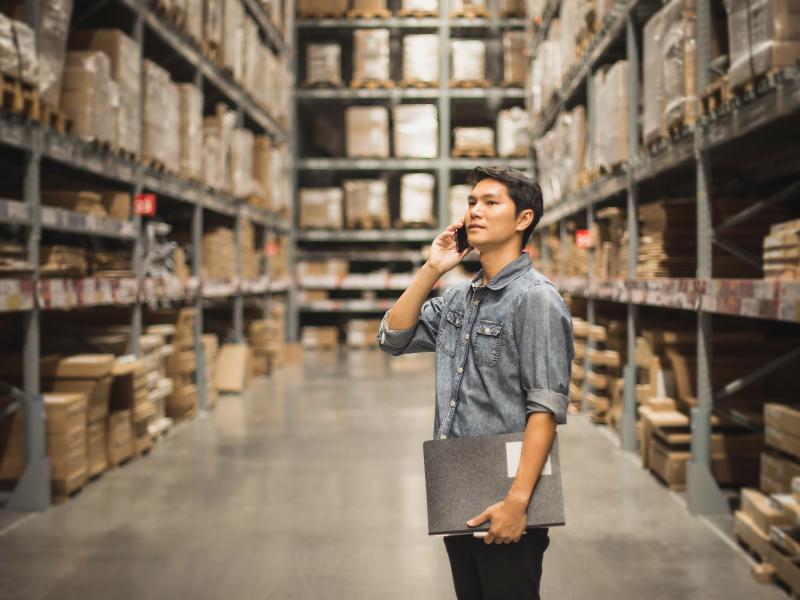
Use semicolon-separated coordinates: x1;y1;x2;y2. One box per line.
643;9;666;145
449;184;471;224
353;29;391;84
453;127;494;155
203;227;237;280
400;173;436;226
240;218;259;280
450;40;487;84
503;31;527;86
42;190;105;216
61;51;117;147
346;106;390;158
252;135;273;209
584;61;628;173
343;180;390;229
661;0;697;130
300;188;344;229
221;0;243;82
497;107;529;158
451;0;488;14
204;0;223;50
202;131;225;191
142;60;180;170
529;19;562;117
352;0;389;13
36;0;73;106
534;106;585;207
298;0;349;16
231;128;255;198
0;16;38;86
763;218;800;281
393;104;438;158
305;43;343;87
593;207;629;279
726;0;800;89
183;0;203;42
402;34;440;84
242;15;260;93
559;0;579;77
178;84;203;181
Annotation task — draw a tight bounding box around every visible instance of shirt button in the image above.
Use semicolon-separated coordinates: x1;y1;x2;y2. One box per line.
457;367;463;373
450;400;456;407
463;334;469;340
439;434;447;440
473;300;479;305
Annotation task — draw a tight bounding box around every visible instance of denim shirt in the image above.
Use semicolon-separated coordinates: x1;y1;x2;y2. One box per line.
377;253;574;439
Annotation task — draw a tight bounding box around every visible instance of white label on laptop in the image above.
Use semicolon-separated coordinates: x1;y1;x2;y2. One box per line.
506;441;552;478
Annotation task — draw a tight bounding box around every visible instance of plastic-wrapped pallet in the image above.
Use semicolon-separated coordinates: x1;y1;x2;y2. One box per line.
402;0;440;13
450;0;488;15
70;29;141;157
178;84;203;180
449;184;471;224
661;0;697;131
61;52;117;146
642;9;666;145
393;104;438;158
352;29;391;84
346;106;390;158
305;43;342;87
351;0;389;14
566;105;586;189
450;40;486;84
503;31;527;86
589;61;629;172
0;17;38;86
260;46;278;113
242;16;260;94
300;188;344;229
231;128;255;198
203;227;236;279
270;145;292;215
37;0;73;106
202;131;225;191
402;34;440;85
497;107;529;158
546;19;563;100
343;180;390;229
252;135;273;209
400;174;436;226
559;0;579;75
453;127;494;156
143;60;171;167
726;0;800;90
221;0;243;81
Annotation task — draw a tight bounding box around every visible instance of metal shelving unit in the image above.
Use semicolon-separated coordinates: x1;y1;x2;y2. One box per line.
528;0;800;516
1;0;293;511
293;6;528;331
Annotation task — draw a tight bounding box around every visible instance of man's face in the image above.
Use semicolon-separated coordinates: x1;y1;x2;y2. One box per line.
464;178;531;250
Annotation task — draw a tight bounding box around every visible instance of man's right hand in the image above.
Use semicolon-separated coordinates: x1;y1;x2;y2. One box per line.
426;222;473;275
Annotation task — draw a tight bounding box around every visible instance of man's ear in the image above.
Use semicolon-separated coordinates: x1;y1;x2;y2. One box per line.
516;209;534;231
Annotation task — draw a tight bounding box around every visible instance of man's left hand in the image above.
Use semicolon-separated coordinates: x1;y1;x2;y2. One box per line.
467;497;527;545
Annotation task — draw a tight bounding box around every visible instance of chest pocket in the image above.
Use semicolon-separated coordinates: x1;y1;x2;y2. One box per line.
471;320;503;367
437;309;464;357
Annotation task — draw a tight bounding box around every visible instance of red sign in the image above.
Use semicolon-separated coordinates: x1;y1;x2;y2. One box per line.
265;241;279;257
134;193;157;216
575;229;591;249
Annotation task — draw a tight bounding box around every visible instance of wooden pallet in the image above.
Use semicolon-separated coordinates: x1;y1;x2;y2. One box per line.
52;486;84;505
41;102;72;134
0;75;39;121
108;454;133;470
298;10;348;18
302;80;344;88
701;75;733;116
666;112;696;139
450;8;490;18
347;8;392;19
397;9;439;17
351;79;395;89
347;216;391;230
729;66;787;102
452;146;495;158
399;79;438;89
449;79;490;88
145;158;167;173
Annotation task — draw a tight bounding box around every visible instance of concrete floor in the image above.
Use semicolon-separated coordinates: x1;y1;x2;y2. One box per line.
0;350;786;599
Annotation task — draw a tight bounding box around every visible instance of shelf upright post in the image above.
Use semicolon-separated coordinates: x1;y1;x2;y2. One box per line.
688;0;728;515
437;13;451;229
8;124;51;511
288;23;300;343
261;226;270;321
583;72;596;414
621;14;640;452
129;8;145;358
191;69;207;411
232;106;246;343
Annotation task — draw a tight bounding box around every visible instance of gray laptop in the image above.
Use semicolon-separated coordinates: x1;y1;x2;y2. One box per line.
423;432;565;536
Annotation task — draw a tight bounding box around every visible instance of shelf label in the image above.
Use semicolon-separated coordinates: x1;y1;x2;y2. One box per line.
575;229;591;249
134;193;157;216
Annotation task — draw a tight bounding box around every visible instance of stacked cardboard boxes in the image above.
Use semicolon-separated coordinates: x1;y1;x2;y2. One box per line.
352;29;390;84
393;104;438;158
110;358;153;458
346;106;390;158
450;40;486;85
343;179;390;229
400;173;436;227
569;317;588;413
142;327;175;436
402;34;439;85
43;354;115;478
61;51;118;147
346;320;383;349
143;59;180;171
502;31;527;86
452;127;494;157
302;326;340;350
305;43;342;87
584;321;625;426
202;334;219;409
178;83;203;180
592;207;629;279
300;188;344;229
165;308;198;421
762;405;800;494
203;227;236;280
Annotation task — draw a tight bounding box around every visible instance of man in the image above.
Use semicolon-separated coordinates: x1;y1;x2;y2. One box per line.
376;166;573;600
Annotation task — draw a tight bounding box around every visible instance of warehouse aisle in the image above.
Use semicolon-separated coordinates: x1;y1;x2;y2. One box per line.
0;351;784;600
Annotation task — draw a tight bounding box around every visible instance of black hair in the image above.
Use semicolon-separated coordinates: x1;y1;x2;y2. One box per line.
467;166;544;248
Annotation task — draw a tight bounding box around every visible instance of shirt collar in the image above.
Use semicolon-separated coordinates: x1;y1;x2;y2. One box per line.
470;253;532;291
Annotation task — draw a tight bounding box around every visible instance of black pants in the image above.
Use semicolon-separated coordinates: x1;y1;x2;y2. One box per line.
443;528;550;600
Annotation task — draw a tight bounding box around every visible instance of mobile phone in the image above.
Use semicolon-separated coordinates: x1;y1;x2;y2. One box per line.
456;226;469;253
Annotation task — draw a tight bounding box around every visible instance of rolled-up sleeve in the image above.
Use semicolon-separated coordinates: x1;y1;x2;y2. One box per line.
513;284;574;424
377;295;445;356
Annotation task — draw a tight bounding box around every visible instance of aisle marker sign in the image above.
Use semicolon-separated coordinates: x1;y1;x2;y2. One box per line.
575;229;591;249
134;193;157;216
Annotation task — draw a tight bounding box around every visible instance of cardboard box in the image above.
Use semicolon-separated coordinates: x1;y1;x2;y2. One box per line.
61;51;118;146
502;31;527;85
215;344;253;393
88;419;107;477
393;104;438;158
302;327;340;350
107;410;132;466
343;180;390;229
766;404;800;435
762;451;800;493
41;354;116;380
51;375;112;423
167;384;197;419
178;83;203;180
741;488;795;534
300;187;344;230
346;106;390;158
